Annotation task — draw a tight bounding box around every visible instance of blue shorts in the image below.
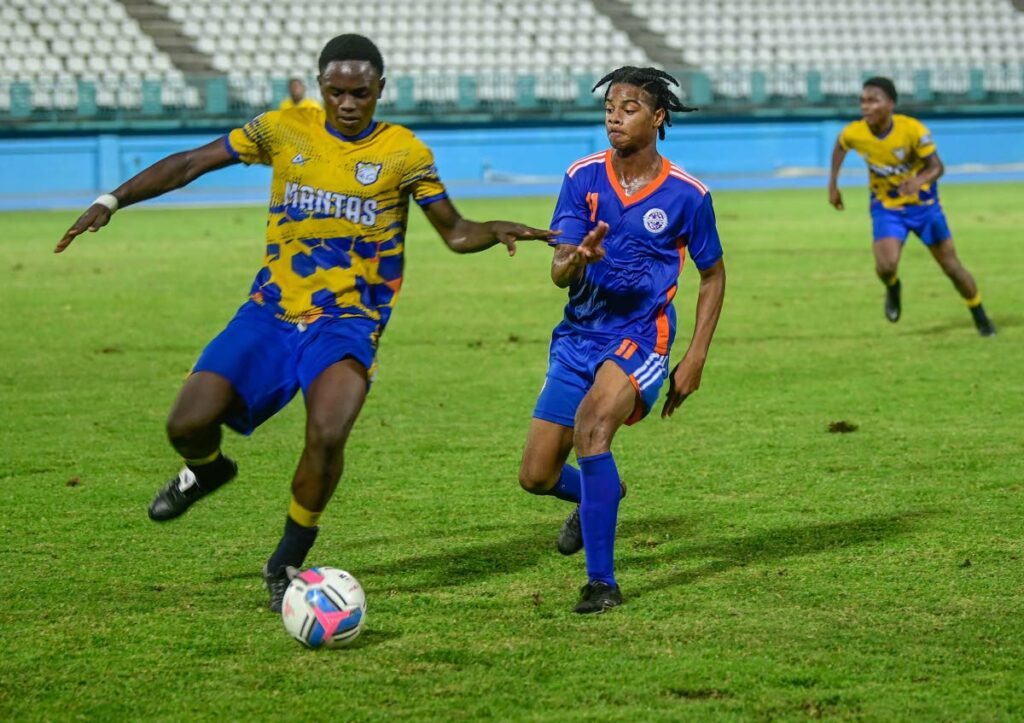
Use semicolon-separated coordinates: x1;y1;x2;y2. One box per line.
193;301;379;435
871;202;952;247
533;329;669;428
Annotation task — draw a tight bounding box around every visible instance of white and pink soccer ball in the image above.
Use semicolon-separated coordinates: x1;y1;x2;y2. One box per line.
281;567;366;649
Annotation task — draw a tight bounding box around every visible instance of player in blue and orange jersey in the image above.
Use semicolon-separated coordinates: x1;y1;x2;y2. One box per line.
517;67;726;613
829;77;996;336
55;34;556;612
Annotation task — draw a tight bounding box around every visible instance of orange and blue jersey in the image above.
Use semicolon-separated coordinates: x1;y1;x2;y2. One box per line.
532;150;722;428
550;149;723;354
224;107;447;330
839;114;938;210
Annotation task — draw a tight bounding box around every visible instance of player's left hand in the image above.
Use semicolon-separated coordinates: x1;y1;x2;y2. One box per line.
661;355;705;418
898;176;923;196
492;222;560;256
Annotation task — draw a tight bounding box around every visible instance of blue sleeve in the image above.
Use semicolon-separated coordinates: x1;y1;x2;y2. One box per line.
549;173;589;247
684;193;724;270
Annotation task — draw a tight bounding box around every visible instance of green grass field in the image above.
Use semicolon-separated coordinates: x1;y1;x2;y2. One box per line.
2;184;1023;721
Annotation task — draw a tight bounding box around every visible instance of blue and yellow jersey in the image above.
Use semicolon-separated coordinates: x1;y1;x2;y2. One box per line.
224;108;447;328
278;97;321;111
839;114;938;209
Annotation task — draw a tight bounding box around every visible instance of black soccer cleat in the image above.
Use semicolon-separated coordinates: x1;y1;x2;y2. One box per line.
884;280;902;323
556;481;627;556
263;563;298;613
573;580;624;614
970;305;997;337
147;457;237;522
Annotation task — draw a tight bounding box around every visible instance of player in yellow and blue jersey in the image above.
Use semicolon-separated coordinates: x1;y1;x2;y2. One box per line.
278;77;321;111
829;77;995;336
56;34;557;612
517;68;726;613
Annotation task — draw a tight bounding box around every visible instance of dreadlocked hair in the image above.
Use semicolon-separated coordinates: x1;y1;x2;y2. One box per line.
592;66;697;140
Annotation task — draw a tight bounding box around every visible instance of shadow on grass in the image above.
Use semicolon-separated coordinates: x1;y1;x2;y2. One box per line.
619;509;937;598
356;521;556;592
907;312;1018;336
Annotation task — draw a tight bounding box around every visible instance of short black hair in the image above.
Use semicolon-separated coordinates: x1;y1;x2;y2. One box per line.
863;76;897;103
318;34;384;76
593;66;697;140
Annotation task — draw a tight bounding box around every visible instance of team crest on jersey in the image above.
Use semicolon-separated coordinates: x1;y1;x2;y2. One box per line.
643;208;668;233
355;162;382;186
893;148;905;160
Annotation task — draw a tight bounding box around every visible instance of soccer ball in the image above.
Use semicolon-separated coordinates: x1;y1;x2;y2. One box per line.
281;567;367;649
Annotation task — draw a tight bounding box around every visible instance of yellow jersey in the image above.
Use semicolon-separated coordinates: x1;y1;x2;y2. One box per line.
225;107;448;327
278;97;321;111
839;114;938;209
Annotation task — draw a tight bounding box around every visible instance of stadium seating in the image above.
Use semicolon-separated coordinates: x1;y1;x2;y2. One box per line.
0;0;198;112
153;0;648;105
0;0;1022;116
632;0;1024;96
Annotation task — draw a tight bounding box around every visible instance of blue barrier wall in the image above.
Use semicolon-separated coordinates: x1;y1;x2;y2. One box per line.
2;117;1022;210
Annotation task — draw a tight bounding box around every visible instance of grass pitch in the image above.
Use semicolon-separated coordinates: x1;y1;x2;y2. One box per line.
2;184;1023;721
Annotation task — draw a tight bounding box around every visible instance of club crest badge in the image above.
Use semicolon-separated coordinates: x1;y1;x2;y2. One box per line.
355;162;382;186
893;148;905;161
643;208;668;233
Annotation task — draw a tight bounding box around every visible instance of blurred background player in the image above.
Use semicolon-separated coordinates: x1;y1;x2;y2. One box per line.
279;77;321;110
55;34;556;612
517;67;726;613
828;77;996;336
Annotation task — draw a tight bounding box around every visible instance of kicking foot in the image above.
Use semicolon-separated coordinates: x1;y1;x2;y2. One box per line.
263;563;299;613
970;306;997;337
556;481;627;556
573;580;623;614
885;280;902;323
147;456;237;522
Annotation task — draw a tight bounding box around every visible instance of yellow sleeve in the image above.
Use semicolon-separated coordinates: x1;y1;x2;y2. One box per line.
400;136;448;207
838;122;858;151
912;119;937;158
225;112;281;166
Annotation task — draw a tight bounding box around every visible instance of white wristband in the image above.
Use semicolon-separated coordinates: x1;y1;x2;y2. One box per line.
92;193;119;213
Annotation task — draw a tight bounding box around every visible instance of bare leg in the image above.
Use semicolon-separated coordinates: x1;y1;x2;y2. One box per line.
928;237;978;300
872;236;903;286
873;237;904;322
165;371;239;459
518;418;575;494
291;358;369;512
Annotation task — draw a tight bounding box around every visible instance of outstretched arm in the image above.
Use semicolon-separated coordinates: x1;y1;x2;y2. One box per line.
55;138;239;252
661;258;726;418
828;140;848;210
420;198;559;256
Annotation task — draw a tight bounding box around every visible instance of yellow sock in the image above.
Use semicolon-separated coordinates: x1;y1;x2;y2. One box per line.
289;497;322;527
886;275;900;287
965;292;982;308
185;449;221;466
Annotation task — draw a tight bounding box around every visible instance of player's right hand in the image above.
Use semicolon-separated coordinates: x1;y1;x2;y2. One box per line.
828;187;844;210
55;203;112;253
574;221;609;264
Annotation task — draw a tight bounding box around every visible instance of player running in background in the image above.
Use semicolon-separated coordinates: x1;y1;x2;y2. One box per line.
55;34;556;612
518;67;726;613
278;77;320;110
828;77;996;336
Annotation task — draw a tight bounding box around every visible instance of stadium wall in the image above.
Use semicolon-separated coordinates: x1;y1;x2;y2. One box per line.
3;118;1023;211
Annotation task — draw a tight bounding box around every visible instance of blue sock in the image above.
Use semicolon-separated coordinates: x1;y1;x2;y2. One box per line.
578;452;620;587
548;464;581;503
